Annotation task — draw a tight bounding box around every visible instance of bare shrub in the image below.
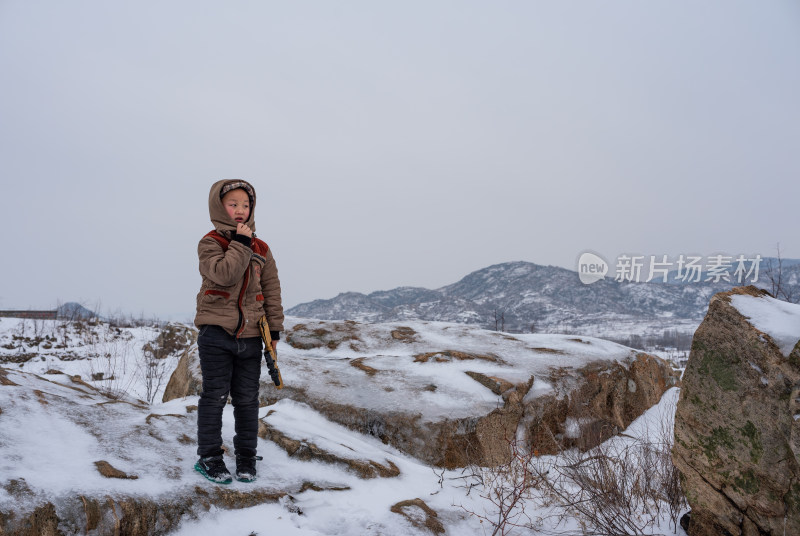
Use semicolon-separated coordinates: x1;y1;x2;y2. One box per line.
30;316;46;351
457;435;543;535
531;396;686;535
136;343;171;405
84;327;136;400
532;439;683;533
764;243;799;303
460;395;686;535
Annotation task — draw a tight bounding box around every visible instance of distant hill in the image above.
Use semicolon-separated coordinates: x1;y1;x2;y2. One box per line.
57;302;97;320
287;259;800;339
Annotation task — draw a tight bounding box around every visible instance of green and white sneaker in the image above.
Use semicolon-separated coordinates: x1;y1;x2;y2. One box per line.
195;455;233;484
235;455;262;483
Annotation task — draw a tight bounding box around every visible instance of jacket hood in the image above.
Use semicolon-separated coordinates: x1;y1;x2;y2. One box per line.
208;179;257;235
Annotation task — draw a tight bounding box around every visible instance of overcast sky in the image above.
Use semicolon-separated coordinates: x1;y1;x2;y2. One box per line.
1;1;799;321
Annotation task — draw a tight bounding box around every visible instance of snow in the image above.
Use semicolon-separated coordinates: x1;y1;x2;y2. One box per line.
0;316;182;404
171;388;687;536
280;317;641;420
0;316;687;535
730;294;800;357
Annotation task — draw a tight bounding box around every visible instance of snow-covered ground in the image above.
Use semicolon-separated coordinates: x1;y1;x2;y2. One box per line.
0;316;688;535
0;316;184;404
168;388;687;536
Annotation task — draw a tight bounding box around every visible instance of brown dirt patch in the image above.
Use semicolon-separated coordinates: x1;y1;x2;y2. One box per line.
350;358;379;376
285;322;362;351
529;347;566;354
569;338;591;344
0;353;37;364
391;326;418;343
145;413;186;425
299;481;351;493
33;390;49;405
0;368;19;386
94;460;138;480
413;350;499;363
390;498;445;534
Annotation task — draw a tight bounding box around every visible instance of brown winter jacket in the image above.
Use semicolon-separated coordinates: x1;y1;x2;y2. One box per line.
194;179;284;339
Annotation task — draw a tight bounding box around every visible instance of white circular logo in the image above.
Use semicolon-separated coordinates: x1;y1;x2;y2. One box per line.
577;252;608;285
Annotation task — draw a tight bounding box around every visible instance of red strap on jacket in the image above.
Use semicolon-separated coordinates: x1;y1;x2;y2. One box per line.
204;230;269;257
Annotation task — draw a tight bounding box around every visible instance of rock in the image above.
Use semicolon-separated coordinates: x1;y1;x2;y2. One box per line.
284;320;363;351
143;323;196;361
94;460;138;480
164;319;679;468
258;413;400;479
192;319;681;467
680;510;691;532
522;352;679;455
673;286;800;536
3;490;288;536
390;498;445;534
4;502;61;536
161;345;202;402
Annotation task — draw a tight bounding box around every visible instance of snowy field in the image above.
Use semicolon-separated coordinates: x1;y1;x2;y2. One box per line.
169;389;687;536
0;316;689;535
0;316;183;405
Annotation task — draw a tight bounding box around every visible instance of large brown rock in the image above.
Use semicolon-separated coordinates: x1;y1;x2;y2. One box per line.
1;484;288;536
673;286;800;535
167;319;680;468
161;344;202;403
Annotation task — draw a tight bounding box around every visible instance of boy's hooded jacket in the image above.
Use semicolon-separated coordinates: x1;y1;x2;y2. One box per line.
194;179;284;339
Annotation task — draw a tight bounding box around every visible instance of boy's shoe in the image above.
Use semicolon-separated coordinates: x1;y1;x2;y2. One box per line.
195;455;233;484
235;455;262;482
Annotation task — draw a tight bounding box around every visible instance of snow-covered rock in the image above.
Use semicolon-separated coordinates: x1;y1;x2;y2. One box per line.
673;286;800;536
166;317;680;467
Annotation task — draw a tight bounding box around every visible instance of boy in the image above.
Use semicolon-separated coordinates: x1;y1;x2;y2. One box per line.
194;179;284;484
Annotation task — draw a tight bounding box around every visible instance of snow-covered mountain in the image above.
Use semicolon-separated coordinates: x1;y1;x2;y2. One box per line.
288;260;800;340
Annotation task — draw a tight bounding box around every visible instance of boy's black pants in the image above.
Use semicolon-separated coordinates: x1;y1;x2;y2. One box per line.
197;325;262;459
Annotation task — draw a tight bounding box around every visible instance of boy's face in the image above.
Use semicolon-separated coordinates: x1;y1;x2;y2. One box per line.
222;189;251;224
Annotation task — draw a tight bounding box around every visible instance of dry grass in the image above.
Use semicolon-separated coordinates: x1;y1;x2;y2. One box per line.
390;326;419;343
285;322;362;351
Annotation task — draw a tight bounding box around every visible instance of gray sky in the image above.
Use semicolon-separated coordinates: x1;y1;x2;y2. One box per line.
1;1;799;321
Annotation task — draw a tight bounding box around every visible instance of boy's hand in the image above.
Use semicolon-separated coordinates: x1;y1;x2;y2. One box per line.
236;223;253;237
271;340;278;353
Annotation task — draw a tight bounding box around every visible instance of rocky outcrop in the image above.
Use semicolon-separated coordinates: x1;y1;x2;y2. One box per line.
258;419;400;479
166;319;680;468
1;484;287;536
390;498;445;535
673;286;800;535
522;352;679;456
161;344;202;403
